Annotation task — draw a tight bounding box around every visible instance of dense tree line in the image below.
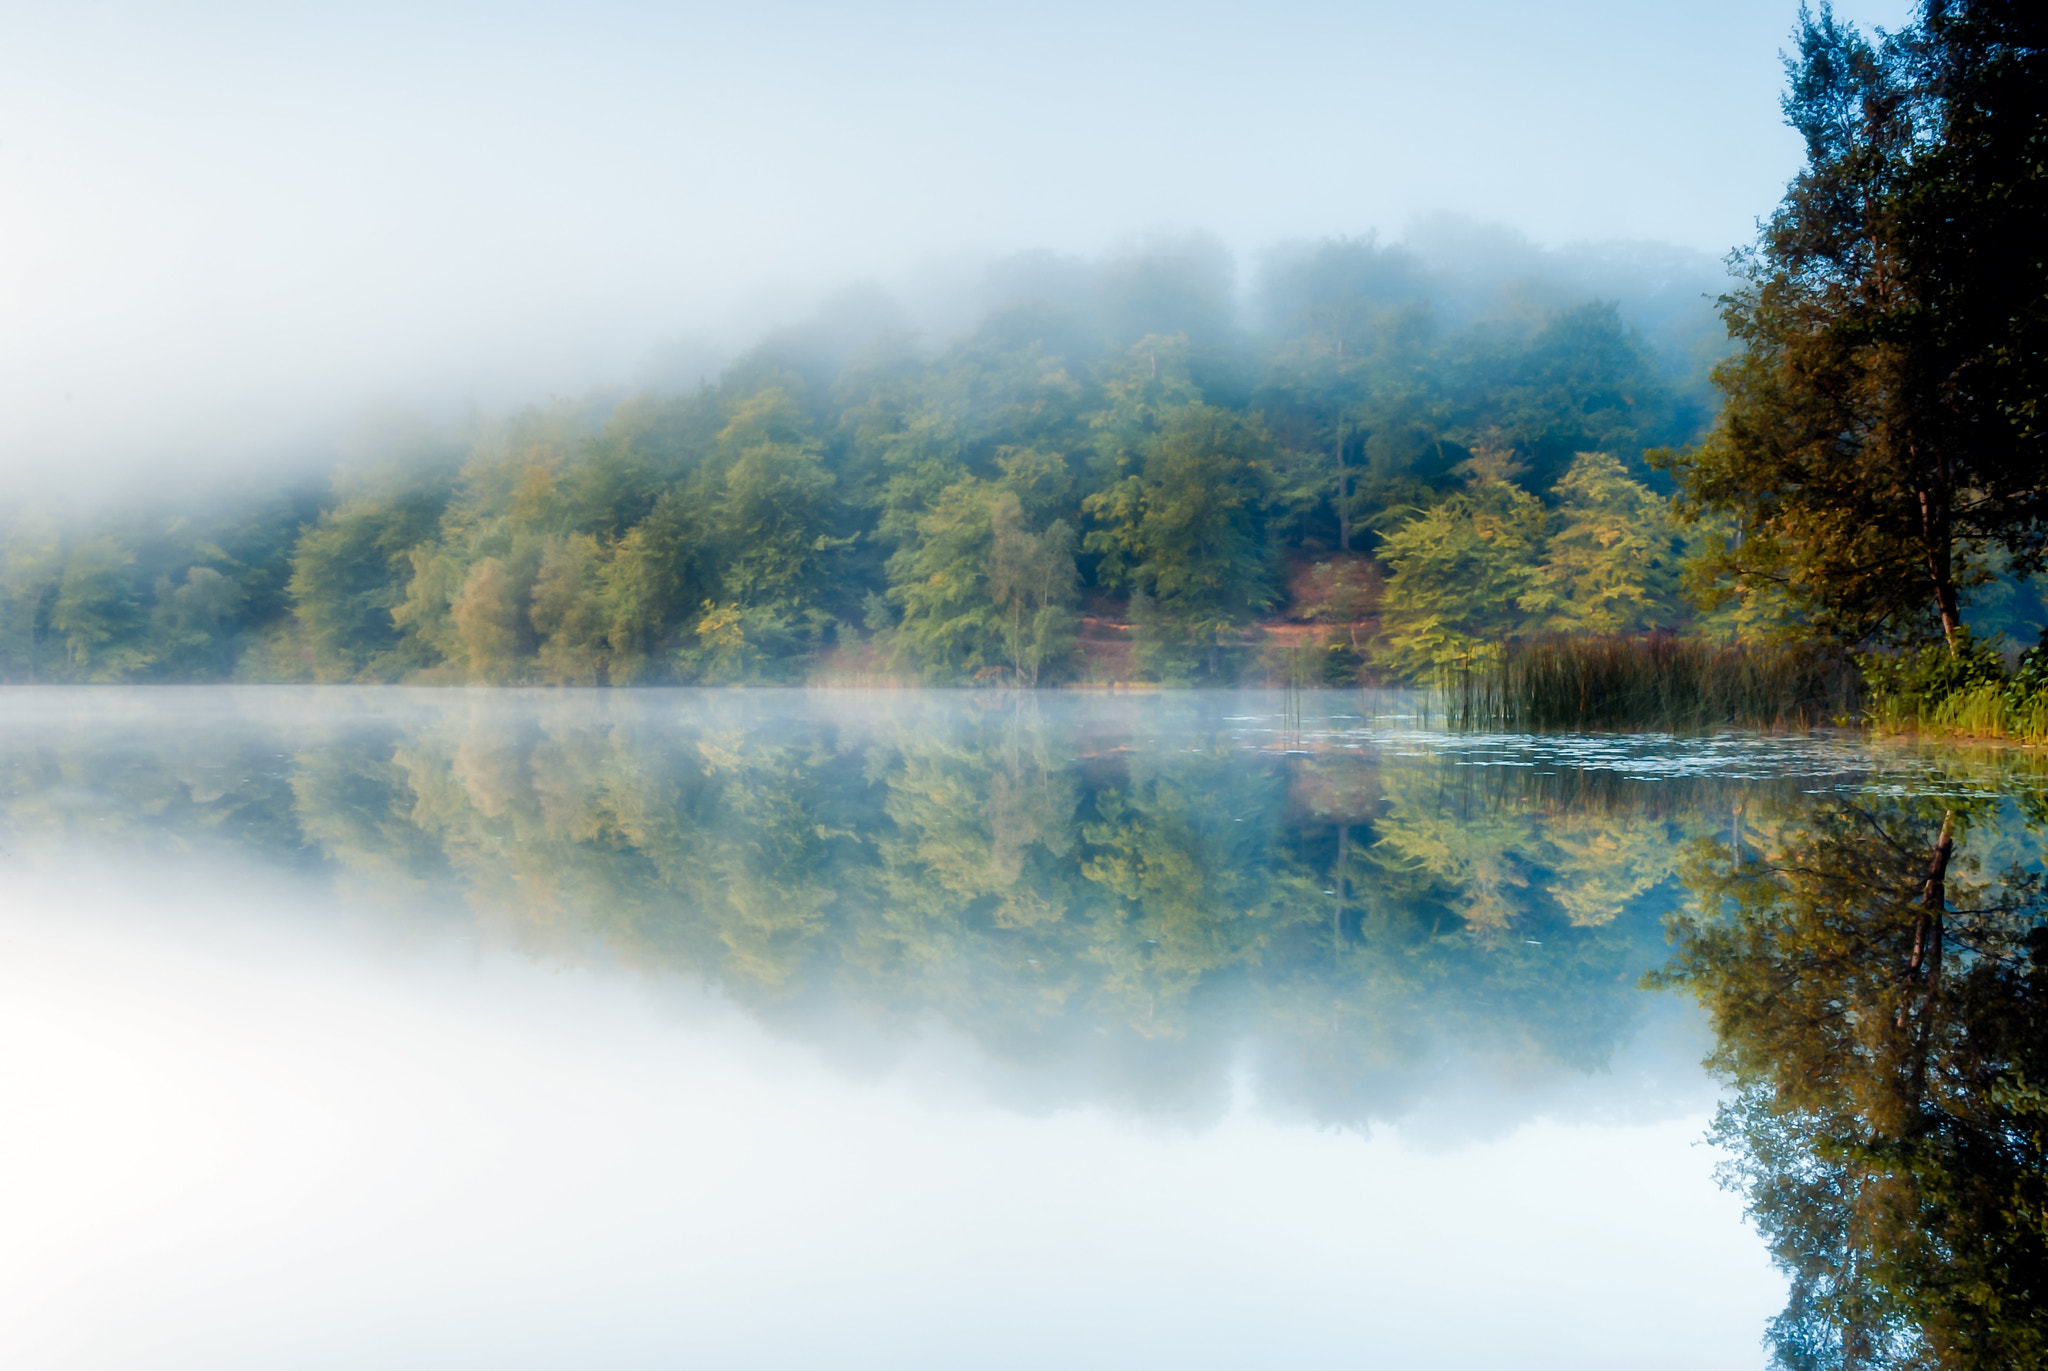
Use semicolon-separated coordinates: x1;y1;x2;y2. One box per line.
0;236;1717;686
0;5;2039;693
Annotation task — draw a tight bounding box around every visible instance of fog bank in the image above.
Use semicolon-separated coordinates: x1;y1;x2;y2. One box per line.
0;0;1912;497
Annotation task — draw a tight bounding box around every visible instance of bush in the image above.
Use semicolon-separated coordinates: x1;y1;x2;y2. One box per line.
1858;630;2006;725
1859;629;2048;742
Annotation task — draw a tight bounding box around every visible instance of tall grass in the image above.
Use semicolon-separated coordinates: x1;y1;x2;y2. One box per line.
1435;635;1861;732
1856;633;2048;743
1870;680;2048;743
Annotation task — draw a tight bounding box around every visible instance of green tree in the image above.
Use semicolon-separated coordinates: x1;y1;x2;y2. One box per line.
0;233;1769;683
390;545;468;669
1896;2;2048;616
886;479;1005;680
708;388;849;622
1662;4;2048;651
677;600;806;684
0;510;63;681
52;537;150;680
988;493;1078;685
1459;302;1671;496
450;556;526;683
1084;405;1277;674
289;487;448;681
1527;452;1683;635
600;492;692;683
148;566;245;676
529;534;609;685
1375;464;1547;678
1086;334;1203;496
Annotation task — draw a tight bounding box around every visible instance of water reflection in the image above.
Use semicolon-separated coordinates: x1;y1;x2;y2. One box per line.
3;687;2045;1366
1658;790;2048;1369
0;688;1789;1130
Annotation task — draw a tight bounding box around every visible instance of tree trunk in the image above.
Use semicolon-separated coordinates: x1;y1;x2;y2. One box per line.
1335;432;1352;554
1920;486;1962;650
1908;812;1953;976
1900;812;1954;1102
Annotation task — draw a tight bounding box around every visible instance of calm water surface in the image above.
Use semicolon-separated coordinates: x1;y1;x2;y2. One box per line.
2;689;2039;1369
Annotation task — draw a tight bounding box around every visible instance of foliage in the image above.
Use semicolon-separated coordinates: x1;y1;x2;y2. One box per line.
291;484;451;681
0;237;1725;685
9;6;2036;688
1659;1;2048;651
528;534;609;685
1862;630;2011;731
988;493;1079;686
52;537;149;680
1853;608;2048;744
886;479;1006;680
675;600;805;684
1082;403;1280;674
1373;465;1547;678
1527;451;1685;635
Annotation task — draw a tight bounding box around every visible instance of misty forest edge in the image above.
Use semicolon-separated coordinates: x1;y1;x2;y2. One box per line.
3;2;2043;743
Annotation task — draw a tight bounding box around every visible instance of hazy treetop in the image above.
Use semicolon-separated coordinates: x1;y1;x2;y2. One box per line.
0;0;1911;493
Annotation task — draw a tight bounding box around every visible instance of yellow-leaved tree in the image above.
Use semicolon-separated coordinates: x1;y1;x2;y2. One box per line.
1374;461;1546;679
1526;452;1684;635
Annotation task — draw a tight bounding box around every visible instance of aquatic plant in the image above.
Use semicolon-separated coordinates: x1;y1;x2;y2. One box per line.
1432;634;1860;732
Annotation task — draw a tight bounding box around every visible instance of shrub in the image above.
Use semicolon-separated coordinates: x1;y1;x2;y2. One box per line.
1859;629;2048;743
1858;630;2006;728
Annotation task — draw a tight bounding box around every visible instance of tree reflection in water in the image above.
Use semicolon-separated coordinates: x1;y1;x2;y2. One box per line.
0;692;1741;1124
1660;790;2048;1370
4;689;2045;1362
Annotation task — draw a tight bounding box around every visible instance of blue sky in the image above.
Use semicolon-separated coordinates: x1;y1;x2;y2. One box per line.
0;0;1914;486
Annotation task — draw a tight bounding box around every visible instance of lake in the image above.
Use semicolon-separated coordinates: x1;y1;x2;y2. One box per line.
2;688;2039;1369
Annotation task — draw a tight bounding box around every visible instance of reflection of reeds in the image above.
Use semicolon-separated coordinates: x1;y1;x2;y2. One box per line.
1435;635;1862;732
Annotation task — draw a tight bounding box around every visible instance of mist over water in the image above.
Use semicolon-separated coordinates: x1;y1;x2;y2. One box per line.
9;687;2044;1366
0;687;1800;1368
7;688;2044;1365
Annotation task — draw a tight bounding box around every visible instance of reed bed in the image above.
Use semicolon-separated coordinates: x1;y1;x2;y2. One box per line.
1435;635;1861;732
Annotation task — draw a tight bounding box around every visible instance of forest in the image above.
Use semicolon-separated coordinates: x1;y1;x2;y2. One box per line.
0;231;1747;688
0;4;2042;712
